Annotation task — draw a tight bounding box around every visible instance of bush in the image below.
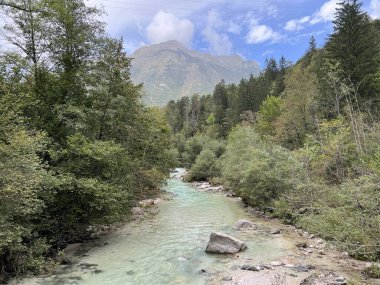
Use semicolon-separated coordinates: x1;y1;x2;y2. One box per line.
221;125;301;207
188;149;220;181
299;175;380;261
40;134;134;243
0;129;48;282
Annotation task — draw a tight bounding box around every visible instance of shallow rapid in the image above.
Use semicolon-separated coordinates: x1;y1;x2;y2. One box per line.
25;171;292;285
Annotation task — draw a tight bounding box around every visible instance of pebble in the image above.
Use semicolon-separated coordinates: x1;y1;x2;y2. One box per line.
241;265;262;271
270;261;283;266
284;264;295;268
335;276;347;285
222;276;232;281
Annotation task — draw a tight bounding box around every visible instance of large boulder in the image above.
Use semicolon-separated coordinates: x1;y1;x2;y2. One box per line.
234;219;257;230
205;232;246;254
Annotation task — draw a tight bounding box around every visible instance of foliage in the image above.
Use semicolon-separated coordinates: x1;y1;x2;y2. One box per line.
326;0;380;108
299;175;380;261
221;125;301;207
274;62;318;149
0;128;48;281
187;139;225;181
0;0;175;281
255;96;282;137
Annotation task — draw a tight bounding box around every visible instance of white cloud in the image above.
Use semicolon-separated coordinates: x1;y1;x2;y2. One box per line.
370;0;380;18
310;0;339;24
285;16;310;31
284;0;339;32
262;49;274;56
246;20;281;44
202;10;234;55
146;11;194;46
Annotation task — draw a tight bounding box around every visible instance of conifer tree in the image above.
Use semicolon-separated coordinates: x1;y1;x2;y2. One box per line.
326;0;379;107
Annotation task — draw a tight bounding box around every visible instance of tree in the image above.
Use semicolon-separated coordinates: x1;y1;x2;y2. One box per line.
275;64;317;149
255;96;282;137
308;36;317;54
326;0;380;107
86;38;141;142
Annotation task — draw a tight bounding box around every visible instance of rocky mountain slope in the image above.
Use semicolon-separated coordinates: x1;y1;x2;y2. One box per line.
130;41;260;105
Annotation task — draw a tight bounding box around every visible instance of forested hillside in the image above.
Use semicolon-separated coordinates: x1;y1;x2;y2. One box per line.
0;0;176;282
166;0;380;262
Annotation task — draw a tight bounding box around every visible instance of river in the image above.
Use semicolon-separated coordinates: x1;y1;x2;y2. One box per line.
16;171;306;285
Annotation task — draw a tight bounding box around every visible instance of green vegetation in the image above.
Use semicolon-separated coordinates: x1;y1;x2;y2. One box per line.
363;264;380;279
0;0;175;282
166;0;380;261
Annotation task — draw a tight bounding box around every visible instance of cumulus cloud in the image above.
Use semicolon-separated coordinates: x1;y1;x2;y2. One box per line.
202;11;234;55
146;11;194;46
285;0;339;32
246;20;281;44
371;0;380;18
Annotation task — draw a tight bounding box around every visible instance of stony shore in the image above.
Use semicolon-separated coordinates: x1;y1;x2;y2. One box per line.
190;179;380;285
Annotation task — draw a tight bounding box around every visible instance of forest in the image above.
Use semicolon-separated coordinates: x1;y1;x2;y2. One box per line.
165;0;380;263
0;0;176;282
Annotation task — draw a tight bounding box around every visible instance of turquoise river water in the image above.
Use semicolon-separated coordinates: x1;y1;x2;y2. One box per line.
19;172;292;285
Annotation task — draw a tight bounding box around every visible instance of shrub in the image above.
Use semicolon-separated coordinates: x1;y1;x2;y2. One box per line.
221;125;301;207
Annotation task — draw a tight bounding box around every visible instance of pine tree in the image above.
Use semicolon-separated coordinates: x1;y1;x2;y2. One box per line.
326;0;379;106
308;36;317;54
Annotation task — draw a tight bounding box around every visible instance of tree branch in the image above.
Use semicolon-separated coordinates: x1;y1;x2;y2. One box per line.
0;1;37;12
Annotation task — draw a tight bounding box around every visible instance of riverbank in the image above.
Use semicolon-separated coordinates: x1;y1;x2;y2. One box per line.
10;195;168;285
190;179;380;285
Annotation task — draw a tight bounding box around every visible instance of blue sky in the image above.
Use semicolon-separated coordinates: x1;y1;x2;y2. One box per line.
87;0;380;67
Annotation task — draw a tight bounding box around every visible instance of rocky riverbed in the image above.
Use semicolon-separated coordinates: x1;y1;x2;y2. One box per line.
189;174;380;285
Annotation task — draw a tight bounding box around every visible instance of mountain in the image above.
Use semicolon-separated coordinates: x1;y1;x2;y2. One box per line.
130;41;260;106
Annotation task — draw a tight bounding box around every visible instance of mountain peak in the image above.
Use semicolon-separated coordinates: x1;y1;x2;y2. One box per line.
131;43;260;106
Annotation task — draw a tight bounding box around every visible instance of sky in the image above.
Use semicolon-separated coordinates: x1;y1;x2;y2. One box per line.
33;0;380;67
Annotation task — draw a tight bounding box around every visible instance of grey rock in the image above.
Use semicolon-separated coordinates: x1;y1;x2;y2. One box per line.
293;264;316;272
271;229;281;234
241;265;262;271
335;276;347;285
131;207;143;215
222;276;233;281
234;219;257;230
205;232;246;254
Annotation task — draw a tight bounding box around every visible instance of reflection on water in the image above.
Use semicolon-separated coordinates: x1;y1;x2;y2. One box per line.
30;171;289;285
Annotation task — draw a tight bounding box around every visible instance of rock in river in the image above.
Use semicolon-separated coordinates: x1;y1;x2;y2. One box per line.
205;232;246;254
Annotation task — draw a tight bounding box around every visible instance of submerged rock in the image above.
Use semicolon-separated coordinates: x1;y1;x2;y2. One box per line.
271;229;281;234
241;265;262;271
131;207;143;215
234;219;257;230
205;232;246;254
